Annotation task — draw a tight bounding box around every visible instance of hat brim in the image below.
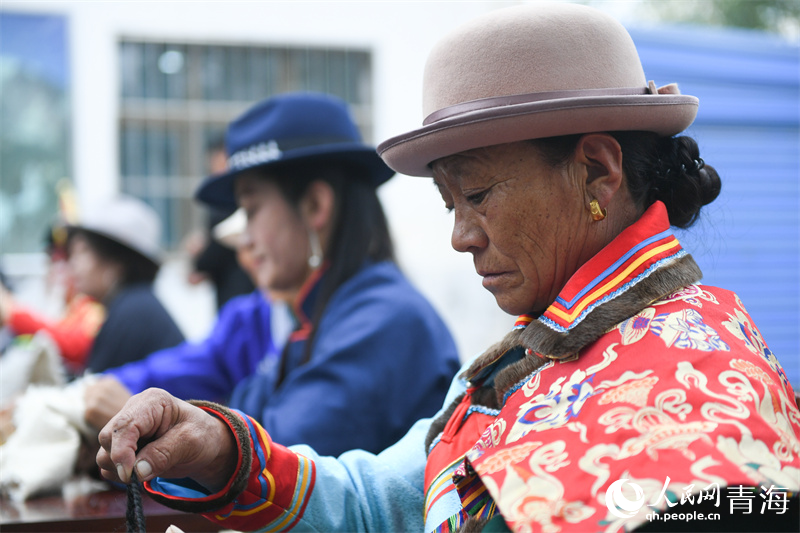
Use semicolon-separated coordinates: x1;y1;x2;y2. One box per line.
196;144;395;210
378;94;699;177
66;225;162;266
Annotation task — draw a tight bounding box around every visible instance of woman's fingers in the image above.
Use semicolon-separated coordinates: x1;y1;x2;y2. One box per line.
97;388;181;483
97;388;237;491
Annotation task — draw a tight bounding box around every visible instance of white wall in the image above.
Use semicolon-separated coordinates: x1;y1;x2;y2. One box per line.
2;0;521;359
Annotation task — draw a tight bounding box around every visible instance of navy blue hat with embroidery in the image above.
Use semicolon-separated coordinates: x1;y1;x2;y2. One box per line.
196;92;395;209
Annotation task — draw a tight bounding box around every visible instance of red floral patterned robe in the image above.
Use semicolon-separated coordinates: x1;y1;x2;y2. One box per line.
423;201;799;532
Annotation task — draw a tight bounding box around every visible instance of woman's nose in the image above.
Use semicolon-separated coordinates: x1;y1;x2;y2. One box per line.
451;208;487;254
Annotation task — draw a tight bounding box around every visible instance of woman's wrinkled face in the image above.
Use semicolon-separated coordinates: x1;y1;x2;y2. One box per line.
67;235;120;301
235;172;311;299
432;141;591;316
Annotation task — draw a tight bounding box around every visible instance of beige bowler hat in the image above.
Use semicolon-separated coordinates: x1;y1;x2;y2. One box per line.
378;3;699;177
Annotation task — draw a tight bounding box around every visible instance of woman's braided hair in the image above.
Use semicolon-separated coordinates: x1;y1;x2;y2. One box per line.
535;131;721;229
614;131;721;229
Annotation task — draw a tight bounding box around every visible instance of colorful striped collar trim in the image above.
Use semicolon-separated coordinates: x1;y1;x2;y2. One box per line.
515;201;684;334
288;262;329;342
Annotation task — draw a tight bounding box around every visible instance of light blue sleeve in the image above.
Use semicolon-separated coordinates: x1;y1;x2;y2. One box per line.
145;360;471;532
281;369;469;532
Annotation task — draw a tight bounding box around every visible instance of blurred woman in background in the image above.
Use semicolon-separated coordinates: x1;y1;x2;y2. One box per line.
0;225;104;375
66;195;184;373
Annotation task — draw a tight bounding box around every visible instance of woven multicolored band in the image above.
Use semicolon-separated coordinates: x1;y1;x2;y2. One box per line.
513;201;684;334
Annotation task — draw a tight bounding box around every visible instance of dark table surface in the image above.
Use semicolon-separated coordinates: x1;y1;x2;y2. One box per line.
0;489;220;532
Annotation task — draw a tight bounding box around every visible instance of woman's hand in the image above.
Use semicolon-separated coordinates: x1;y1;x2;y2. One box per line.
96;388;237;492
84;376;133;430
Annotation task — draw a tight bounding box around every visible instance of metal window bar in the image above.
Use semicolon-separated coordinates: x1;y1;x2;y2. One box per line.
119;39;372;249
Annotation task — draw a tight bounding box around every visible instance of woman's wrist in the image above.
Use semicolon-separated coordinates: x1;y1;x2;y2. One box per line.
188;401;253;499
144;401;254;514
194;415;238;492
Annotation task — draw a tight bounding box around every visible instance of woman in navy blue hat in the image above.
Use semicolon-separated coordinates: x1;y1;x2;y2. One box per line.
88;92;460;458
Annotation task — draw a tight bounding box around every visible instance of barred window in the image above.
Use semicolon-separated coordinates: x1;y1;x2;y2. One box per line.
119;40;373;249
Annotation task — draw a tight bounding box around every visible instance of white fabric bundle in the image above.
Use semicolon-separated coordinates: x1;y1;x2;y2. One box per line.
0;332;65;408
0;375;99;501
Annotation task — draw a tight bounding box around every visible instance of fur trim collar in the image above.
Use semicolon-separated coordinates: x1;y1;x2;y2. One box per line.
467;254;701;405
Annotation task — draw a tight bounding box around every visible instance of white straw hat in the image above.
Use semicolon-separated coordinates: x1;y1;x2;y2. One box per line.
70;195;163;265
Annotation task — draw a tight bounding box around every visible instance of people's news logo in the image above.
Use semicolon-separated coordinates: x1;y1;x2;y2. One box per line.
605;477;791;522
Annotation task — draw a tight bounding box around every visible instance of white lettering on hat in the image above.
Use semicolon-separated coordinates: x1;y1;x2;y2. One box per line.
228;140;282;171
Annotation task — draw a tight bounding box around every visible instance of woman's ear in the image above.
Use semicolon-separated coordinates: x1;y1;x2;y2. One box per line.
575;133;624;210
300;180;336;232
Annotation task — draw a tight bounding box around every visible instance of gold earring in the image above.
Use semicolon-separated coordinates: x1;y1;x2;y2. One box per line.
589;199;607;221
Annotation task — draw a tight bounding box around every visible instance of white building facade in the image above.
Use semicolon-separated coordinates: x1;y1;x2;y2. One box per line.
1;1;520;359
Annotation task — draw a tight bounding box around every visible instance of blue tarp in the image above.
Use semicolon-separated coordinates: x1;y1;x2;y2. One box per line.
631;24;800;388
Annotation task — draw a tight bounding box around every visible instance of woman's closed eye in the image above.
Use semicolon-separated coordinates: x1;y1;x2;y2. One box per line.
466;189;489;206
441;189;490;213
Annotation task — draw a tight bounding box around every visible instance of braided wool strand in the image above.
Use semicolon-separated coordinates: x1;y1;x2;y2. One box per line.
126;470;147;533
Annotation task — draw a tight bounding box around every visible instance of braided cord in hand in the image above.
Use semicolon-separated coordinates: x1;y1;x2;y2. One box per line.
126;470;147;533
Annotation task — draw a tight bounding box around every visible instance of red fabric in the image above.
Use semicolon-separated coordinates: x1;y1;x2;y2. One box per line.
424;203;800;532
205;412;315;531
463;285;800;532
8;294;103;371
542;202;682;331
425;392;496;524
146;406;316;532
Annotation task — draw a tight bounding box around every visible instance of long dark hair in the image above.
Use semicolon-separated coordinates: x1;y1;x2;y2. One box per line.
534;131;721;229
266;159;395;370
